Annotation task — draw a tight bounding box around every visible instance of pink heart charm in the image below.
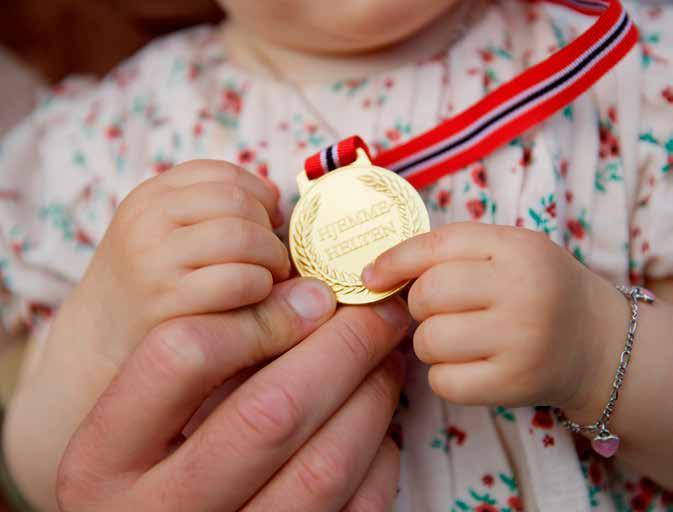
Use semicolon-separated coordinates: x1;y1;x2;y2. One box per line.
592;434;620;458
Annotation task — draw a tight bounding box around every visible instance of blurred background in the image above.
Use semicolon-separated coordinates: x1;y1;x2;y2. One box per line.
0;0;224;134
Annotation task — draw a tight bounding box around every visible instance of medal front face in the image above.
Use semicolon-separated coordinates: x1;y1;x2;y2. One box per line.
289;155;430;304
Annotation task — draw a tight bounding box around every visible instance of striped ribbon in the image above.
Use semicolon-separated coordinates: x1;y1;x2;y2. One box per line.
304;0;638;189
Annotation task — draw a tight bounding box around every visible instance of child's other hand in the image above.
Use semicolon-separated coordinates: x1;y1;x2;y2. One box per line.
362;222;623;413
78;160;289;341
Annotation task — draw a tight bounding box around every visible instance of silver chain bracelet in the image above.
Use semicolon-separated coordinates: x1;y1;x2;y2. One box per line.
556;285;655;458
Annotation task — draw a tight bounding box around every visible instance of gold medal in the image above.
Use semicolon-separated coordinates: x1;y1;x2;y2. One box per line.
289;148;430;304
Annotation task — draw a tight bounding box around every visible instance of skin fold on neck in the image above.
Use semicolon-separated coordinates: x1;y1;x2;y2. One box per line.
219;1;478;85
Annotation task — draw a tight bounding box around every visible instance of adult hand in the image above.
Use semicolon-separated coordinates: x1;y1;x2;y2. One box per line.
56;277;411;512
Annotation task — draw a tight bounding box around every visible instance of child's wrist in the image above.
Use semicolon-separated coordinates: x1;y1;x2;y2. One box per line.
559;280;629;425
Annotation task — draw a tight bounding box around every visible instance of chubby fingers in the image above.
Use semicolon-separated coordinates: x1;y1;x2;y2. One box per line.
156;159;282;226
166;217;290;280
406;260;495;321
362;222;503;292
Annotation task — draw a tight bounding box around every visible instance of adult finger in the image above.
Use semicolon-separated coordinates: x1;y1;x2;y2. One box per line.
60;278;336;479
166;218;290;280
414;311;501;365
342;437;401;512
244;352;405;512
406;260;495;321
361;222;505;291
142;298;412;511
162;182;273;229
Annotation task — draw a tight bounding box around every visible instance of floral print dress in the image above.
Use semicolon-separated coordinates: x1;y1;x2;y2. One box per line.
1;1;672;511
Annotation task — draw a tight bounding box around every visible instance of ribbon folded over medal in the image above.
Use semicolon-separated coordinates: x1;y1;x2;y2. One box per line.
290;0;639;304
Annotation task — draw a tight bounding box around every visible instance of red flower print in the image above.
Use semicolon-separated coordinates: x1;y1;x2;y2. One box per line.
545;201;557;218
599;125;620;158
278;121;290;131
661;86;673;104
559;159;569;178
384;78;395;89
188;63;200;80
526;9;539;22
223;90;242;115
589;461;603;486
532;407;554;429
193;123;203;137
608;105;618;124
542;434;555;447
642;241;650;253
0;189;20;201
567;219;585;240
106;125;122;139
447;426;466;445
474;505;498;512
479;49;494;63
483;72;493;90
508;496;524;511
624;481;636;492
471;164;488;188
467;199;486;220
238;149;256;164
515;217;525;227
520;146;533;168
75;229;94;247
482;474;494;487
629;269;642;286
437;190;452;208
386;128;401;142
154;160;173;174
29;302;54;319
305;123;318;134
631;493;653;512
256;163;269;178
565;190;573;204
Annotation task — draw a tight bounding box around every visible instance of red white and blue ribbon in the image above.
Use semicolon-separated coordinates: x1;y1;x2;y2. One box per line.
304;0;639;189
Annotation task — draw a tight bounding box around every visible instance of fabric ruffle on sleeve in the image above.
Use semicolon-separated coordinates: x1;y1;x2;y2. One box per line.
0;59;153;332
628;3;673;283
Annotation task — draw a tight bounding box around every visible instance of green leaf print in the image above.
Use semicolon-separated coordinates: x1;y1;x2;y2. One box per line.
639;131;659;145
454;499;471;511
563;105;574;121
499;473;518;492
493;406;515;422
469;489;497;505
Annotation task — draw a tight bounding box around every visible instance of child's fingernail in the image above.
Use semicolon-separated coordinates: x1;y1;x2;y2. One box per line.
286;279;335;321
361;263;376;285
374;298;411;330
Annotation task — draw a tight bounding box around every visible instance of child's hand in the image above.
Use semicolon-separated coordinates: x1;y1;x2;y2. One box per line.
77;159;290;348
362;222;624;413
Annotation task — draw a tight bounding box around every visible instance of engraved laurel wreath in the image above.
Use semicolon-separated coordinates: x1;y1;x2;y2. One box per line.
292;172;424;297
